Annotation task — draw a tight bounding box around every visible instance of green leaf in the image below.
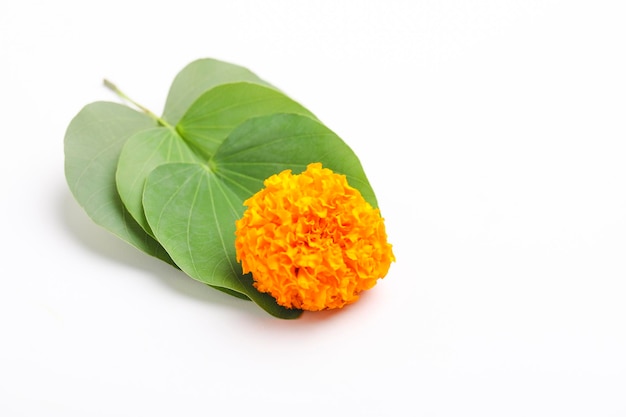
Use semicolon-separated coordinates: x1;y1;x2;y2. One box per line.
116;82;317;234
143;162;297;318
177;82;316;157
142;113;376;318
214;113;378;208
116;127;201;235
161;58;274;126
64;101;174;265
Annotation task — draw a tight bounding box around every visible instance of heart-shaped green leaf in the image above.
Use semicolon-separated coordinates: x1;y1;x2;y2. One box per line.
162;58;275;125
214;113;378;208
116;127;202;236
142;113;376;318
142;162;293;317
64;101;174;265
176;82;316;157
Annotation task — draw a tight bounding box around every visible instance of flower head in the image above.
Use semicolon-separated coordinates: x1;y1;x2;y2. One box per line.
235;163;394;311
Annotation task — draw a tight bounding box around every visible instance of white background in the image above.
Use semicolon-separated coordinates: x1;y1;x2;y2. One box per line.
1;1;625;415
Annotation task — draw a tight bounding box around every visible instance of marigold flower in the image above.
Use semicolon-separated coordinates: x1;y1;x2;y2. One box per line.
235;163;395;311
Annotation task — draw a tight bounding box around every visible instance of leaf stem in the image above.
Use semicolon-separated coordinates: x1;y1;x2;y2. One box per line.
103;79;172;129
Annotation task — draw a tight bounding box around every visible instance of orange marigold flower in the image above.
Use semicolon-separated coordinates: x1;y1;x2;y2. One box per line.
235;162;395;311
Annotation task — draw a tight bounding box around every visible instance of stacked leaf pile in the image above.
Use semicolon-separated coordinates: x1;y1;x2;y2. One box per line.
64;58;382;319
